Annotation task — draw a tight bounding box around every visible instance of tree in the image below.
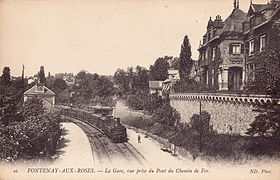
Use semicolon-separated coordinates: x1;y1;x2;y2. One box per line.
52;78;68;91
143;92;163;114
23;97;44;118
246;104;280;137
1;67;11;86
179;35;192;81
152;103;181;127
150;56;170;81
0;95;22;126
170;57;180;70
134;66;149;91
190;111;211;152
97;76;115;97
114;68;130;94
38;66;46;84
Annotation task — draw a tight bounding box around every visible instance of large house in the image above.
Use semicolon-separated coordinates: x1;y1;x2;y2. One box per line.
243;0;280;82
195;0;280;92
24;84;55;110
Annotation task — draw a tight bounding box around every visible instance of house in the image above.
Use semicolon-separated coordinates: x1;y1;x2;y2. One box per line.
149;81;163;96
243;0;280;83
195;0;280;92
162;69;180;94
196;0;247;91
24;84;55;110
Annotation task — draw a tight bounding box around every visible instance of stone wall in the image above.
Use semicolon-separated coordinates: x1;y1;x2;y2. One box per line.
170;93;279;135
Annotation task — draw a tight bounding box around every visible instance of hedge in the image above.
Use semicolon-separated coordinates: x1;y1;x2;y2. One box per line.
0;110;61;162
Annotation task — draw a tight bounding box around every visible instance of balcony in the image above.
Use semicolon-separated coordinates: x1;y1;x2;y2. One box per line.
230;58;243;64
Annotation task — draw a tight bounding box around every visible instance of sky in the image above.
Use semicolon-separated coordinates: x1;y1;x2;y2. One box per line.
0;0;268;77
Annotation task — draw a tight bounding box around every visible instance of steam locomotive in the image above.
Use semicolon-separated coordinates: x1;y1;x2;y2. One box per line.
58;105;128;143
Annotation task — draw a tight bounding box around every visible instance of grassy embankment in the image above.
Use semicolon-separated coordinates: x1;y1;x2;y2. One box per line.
116;101;280;163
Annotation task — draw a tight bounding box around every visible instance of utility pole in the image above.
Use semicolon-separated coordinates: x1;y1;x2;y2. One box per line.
22;64;25;89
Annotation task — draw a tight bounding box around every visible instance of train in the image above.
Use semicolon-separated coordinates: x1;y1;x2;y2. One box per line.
58;105;128;143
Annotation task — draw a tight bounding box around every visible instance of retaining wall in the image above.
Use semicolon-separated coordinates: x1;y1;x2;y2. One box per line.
170;93;279;135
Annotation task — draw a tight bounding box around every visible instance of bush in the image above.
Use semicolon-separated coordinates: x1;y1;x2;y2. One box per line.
125;116;154;130
152;103;181;127
126;94;144;110
0;96;62;162
0;110;61;162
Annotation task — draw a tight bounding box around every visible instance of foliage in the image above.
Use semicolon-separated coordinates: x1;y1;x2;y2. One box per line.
173;79;217;93
149;56;170;81
134;66;149;91
126;94;144;110
97;76;115;97
0;95;61;162
142;92;163;114
0;110;61;161
245;27;280;96
114;66;149;97
246;104;280;138
0;71;26;126
152;103;181;127
38;66;46;84
170;57;180;70
179;35;192;81
71;71;114;106
23;97;44;118
1;67;11;85
190;111;211;152
190;111;211;135
52;78;68;91
114;68;130;94
0;96;23;126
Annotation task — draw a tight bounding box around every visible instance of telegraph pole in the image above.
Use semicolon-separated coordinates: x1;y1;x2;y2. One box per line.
22;64;25;90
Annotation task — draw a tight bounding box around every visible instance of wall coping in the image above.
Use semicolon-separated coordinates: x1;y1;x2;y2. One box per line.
170;93;280;105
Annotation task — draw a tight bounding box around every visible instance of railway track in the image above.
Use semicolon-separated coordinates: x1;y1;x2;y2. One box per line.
63;116;112;166
115;143;148;166
63;115;147;166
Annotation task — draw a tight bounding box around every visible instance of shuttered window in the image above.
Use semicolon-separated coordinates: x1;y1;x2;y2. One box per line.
229;44;233;54
249;40;254;56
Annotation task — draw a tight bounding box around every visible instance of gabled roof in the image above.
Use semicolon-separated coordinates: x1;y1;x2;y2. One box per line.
248;2;279;16
24;84;55;96
220;8;247;33
244;3;280;34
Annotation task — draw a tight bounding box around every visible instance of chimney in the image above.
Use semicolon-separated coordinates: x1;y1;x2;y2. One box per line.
237;0;239;9
116;118;121;126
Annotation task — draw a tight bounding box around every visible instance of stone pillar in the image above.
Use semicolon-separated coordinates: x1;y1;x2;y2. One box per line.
240;69;245;90
219;69;228;91
218;71;222;90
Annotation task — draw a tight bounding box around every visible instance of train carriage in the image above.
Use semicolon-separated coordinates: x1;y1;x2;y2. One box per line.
58;105;128;143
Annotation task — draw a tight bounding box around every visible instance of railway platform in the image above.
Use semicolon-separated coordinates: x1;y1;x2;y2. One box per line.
54;122;94;167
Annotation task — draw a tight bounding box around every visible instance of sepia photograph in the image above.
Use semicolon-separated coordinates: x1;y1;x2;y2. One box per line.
0;0;280;179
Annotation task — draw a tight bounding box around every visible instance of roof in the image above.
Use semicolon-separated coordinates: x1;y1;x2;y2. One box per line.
248;1;280;15
149;81;163;89
220;8;247;34
244;2;280;34
24;84;55;96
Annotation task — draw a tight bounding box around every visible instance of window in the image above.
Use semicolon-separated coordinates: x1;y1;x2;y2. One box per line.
212;47;216;60
211;69;215;86
232;44;241;54
36;85;44;92
260;35;266;51
249;40;254;55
